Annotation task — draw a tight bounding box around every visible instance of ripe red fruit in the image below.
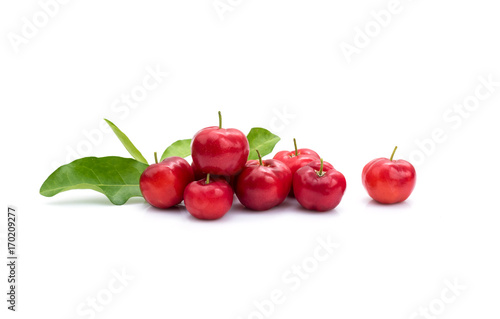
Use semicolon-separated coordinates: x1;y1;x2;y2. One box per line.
235;150;292;211
184;174;234;220
191;112;249;176
273;138;320;195
362;146;416;204
293;159;346;212
140;154;194;209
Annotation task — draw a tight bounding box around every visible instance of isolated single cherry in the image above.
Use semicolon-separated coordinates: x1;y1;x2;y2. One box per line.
293;159;347;212
362;146;416;204
140;154;194;209
273;138;320;195
184;174;234;220
191;111;249;176
235;150;292;211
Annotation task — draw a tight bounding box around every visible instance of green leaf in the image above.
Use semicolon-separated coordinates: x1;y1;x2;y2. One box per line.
160;139;192;161
40;157;149;205
247;128;280;160
104;119;148;165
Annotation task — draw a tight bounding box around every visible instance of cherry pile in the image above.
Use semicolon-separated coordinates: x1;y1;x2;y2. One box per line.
139;112;416;220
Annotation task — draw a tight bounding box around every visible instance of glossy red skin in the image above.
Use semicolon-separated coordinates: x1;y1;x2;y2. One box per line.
293;160;346;212
273;148;320;195
140;157;194;209
362;158;416;204
273;149;320;175
235;159;292;211
191;161;236;191
191;161;206;181
184;178;234;220
191;126;249;176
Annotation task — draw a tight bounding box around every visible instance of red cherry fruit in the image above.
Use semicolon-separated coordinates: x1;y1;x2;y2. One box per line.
140;154;194;209
235;150;292;211
191;111;249;176
184;174;234;220
362;146;416;204
293;159;346;212
273;138;320;195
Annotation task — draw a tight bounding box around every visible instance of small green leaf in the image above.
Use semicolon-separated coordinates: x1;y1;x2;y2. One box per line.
104;119;148;165
247;128;280;160
160;139;192;161
40;157;149;205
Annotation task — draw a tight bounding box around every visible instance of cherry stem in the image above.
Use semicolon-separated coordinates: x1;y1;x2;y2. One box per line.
218;111;222;129
256;149;263;166
390;146;398;161
154;152;158;164
319;158;324;176
206;173;210;185
293;138;298;156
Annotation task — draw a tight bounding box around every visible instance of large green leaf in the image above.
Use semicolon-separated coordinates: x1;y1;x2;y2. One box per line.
40;157;148;205
247;128;280;160
104;119;148;165
160;139;192;161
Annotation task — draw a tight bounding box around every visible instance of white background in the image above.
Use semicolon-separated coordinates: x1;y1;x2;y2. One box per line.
1;0;500;318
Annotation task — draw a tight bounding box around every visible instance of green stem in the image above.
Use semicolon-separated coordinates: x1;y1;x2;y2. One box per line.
256;149;263;166
293;138;298;156
319;158;324;175
206;173;210;185
154;152;158;164
390;146;398;161
218;111;222;129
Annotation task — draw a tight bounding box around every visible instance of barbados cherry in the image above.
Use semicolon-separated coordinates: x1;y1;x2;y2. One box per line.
293;159;346;212
362;146;416;204
140;153;194;209
184;174;234;220
273;138;320;195
191;111;249;176
235;150;292;211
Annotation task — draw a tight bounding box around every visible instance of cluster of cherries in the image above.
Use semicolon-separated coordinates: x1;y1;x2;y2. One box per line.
139;113;416;220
